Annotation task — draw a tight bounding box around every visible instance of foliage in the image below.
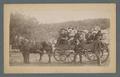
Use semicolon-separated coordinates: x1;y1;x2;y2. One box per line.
10;13;110;45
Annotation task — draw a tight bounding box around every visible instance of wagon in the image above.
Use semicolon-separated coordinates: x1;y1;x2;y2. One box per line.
78;40;109;64
53;40;109;64
84;42;109;64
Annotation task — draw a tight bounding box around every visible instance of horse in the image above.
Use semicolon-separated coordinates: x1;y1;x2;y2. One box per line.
38;41;53;63
13;36;53;64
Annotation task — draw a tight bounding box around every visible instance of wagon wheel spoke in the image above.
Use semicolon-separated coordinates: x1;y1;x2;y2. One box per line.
64;50;75;63
85;51;97;61
60;55;66;62
54;53;61;61
54;49;66;63
54;49;63;61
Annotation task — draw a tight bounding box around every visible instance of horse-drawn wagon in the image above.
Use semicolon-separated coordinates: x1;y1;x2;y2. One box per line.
53;35;109;64
12;31;109;65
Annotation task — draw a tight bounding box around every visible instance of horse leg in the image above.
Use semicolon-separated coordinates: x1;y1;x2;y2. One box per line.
79;53;82;63
22;52;26;63
48;54;51;63
22;52;29;64
39;53;43;62
26;52;30;64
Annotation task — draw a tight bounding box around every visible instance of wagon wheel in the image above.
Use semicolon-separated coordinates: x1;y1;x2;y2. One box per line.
54;49;66;62
100;45;109;63
85;44;109;63
63;50;75;63
84;50;97;61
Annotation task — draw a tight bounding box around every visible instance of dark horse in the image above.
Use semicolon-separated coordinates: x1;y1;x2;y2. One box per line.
13;37;53;64
38;41;53;63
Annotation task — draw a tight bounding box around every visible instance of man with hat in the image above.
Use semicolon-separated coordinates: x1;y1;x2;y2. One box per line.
73;30;85;63
57;28;69;45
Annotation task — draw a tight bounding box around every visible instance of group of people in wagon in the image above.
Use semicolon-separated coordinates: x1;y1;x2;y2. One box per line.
56;26;103;48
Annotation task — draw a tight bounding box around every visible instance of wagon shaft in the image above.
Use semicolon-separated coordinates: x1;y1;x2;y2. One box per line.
56;44;75;50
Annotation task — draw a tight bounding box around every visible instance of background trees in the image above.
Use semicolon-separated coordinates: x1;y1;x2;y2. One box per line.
10;12;110;46
10;13;39;45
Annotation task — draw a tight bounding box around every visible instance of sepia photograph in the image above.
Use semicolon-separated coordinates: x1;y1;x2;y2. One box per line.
4;4;116;73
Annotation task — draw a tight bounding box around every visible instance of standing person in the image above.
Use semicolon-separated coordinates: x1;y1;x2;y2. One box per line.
93;26;103;65
18;36;30;64
73;30;85;63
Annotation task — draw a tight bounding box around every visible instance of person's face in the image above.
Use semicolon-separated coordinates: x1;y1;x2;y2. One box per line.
61;30;66;33
64;30;68;33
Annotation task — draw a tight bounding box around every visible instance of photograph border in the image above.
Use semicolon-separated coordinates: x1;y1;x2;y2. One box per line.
4;4;116;73
0;0;119;77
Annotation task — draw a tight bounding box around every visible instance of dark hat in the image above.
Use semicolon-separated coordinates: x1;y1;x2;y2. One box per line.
60;28;66;30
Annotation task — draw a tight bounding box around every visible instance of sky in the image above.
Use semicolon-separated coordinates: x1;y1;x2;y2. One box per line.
12;9;111;24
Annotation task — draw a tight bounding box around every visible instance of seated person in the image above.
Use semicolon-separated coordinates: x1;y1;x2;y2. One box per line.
74;30;84;45
85;31;95;43
67;27;77;39
94;30;103;40
57;28;69;45
67;27;77;45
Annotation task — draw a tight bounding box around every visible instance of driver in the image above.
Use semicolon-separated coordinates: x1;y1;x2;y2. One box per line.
57;28;69;45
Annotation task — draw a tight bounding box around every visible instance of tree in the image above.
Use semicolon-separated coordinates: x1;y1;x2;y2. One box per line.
10;12;39;46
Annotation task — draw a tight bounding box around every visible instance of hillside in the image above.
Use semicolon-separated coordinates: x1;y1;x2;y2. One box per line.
31;18;110;42
10;13;110;43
